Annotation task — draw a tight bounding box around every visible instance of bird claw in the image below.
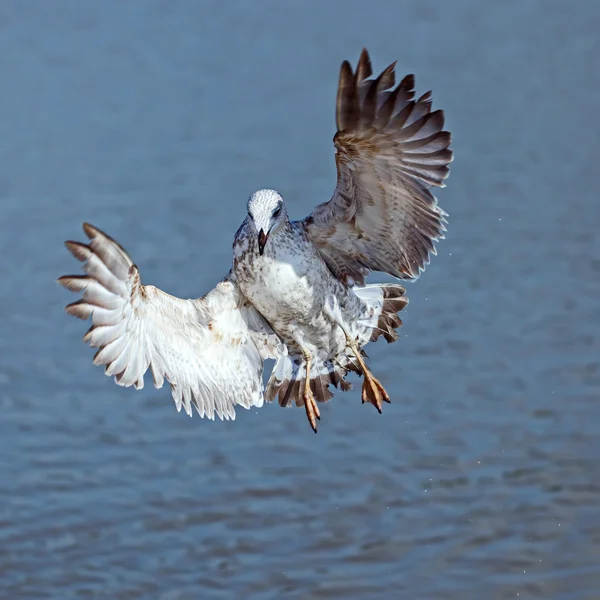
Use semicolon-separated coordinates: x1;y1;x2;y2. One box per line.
304;387;321;433
361;374;390;413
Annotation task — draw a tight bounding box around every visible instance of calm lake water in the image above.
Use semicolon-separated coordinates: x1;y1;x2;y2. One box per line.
1;1;599;598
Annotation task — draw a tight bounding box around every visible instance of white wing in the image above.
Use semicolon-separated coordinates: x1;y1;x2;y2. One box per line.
58;223;283;421
303;49;453;285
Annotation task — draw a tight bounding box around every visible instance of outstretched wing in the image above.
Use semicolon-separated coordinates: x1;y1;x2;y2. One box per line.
302;49;453;285
58;224;283;421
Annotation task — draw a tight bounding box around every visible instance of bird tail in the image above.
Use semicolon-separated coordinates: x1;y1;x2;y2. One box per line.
351;283;408;346
265;354;352;407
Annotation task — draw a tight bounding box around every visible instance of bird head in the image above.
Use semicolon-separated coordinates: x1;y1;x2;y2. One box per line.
247;189;287;255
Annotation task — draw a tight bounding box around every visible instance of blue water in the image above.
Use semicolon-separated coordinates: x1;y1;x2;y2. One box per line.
1;1;599;598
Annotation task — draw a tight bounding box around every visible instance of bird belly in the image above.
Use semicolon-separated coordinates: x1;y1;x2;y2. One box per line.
246;257;320;324
239;254;343;356
233;226;355;358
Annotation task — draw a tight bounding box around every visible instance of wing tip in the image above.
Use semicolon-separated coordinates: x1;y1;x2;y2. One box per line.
57;275;74;289
64;240;91;262
82;222;100;239
356;48;373;81
65;300;92;320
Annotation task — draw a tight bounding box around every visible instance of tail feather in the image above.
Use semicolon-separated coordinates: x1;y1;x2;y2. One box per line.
353;283;408;344
266;355;351;407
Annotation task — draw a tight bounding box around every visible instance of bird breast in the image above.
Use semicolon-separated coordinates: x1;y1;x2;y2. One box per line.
244;251;317;319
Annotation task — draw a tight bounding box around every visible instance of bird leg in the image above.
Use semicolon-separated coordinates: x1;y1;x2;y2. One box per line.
302;352;320;433
346;336;390;413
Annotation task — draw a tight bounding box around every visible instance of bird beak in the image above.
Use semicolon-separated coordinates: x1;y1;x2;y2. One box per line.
258;229;268;255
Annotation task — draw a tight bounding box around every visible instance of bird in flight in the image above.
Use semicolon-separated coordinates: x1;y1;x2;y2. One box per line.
59;49;452;433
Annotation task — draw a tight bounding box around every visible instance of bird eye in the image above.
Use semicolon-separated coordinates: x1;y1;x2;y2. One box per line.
273;206;282;218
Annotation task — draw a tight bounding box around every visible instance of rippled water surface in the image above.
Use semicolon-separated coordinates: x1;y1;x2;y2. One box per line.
1;1;599;598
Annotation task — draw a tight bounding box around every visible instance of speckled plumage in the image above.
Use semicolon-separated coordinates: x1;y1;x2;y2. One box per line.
234;208;356;358
59;49;452;432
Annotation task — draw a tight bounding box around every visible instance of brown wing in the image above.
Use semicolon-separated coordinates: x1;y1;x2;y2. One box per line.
302;49;453;285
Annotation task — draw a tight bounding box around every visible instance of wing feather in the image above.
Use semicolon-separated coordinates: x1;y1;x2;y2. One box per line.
59;223;283;421
303;49;453;284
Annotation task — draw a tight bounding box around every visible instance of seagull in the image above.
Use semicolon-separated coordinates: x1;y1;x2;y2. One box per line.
58;49;452;432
